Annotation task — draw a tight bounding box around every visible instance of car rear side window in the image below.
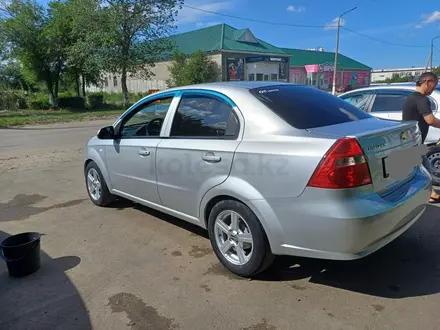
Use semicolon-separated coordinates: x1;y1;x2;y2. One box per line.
249;85;372;130
340;92;371;111
371;90;436;112
170;94;239;138
370;92;411;112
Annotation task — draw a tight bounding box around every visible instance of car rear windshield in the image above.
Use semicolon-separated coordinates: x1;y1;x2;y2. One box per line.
249;85;372;129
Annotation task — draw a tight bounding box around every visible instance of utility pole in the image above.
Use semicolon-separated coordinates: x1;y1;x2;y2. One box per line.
332;7;357;95
430;36;440;71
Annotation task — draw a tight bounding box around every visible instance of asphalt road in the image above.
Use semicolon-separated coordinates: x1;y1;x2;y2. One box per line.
1;122;440;330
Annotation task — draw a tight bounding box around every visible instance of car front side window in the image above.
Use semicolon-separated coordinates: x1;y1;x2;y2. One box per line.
169;94;239;139
119;97;173;138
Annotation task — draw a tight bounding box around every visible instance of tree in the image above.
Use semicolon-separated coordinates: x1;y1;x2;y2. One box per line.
167;50;219;87
0;61;27;90
101;0;183;107
167;50;186;87
433;66;440;77
52;0;109;106
0;0;71;107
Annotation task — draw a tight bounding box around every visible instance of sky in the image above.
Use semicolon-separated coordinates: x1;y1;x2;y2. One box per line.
174;0;440;69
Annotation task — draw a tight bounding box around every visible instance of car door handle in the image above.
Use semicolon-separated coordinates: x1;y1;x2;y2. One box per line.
138;149;150;157
202;153;221;163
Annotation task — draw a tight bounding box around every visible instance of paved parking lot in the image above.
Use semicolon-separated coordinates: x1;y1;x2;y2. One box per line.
1;121;440;330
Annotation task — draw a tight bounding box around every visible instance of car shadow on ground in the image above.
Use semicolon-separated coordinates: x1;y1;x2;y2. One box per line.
115;198;440;299
110;198;209;239
0;231;91;330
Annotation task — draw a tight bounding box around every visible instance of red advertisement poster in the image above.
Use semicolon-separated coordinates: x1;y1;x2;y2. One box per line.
289;69;304;83
331;72;342;86
356;72;369;85
343;72;351;86
226;58;244;81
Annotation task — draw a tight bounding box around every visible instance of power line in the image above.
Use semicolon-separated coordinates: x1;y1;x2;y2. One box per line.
182;4;430;49
340;26;428;48
181;5;326;28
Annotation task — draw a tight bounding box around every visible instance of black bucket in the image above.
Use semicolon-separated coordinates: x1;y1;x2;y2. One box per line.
1;232;41;277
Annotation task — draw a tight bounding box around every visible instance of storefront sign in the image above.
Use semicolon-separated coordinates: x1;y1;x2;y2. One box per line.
306;64;335;73
226;57;244;81
305;64;318;73
318;64;334;72
246;56;289;63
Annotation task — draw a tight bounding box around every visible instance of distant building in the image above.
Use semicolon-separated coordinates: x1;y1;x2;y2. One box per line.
88;24;291;94
371;67;425;82
281;48;371;90
87;24;371;93
305;46;325;52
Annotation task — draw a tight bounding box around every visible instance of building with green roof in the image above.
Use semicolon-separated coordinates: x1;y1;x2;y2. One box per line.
91;24;371;93
281;48;372;90
165;23;292;84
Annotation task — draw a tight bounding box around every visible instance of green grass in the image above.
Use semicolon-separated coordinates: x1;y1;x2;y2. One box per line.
0;108;125;127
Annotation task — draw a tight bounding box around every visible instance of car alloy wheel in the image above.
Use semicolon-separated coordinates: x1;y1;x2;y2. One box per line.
87;168;102;201
84;161;115;207
213;210;254;266
208;199;274;277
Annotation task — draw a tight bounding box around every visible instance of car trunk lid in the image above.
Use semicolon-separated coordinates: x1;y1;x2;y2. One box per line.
307;117;425;193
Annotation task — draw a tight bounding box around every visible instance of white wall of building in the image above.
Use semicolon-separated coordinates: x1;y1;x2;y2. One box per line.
371;67;425;82
246;62;280;81
87;53;223;94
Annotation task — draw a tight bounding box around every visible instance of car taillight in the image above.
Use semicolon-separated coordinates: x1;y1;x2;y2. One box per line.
307;137;372;189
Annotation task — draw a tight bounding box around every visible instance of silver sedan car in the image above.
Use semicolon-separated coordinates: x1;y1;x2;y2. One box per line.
339;83;440;185
339;83;440;145
84;82;431;277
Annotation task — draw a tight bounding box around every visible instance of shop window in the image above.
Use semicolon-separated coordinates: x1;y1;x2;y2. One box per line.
113;76;118;87
270;74;278;81
256;74;263;81
264;75;269;81
248;74;255;81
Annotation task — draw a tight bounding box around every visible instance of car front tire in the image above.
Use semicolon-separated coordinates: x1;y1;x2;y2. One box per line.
207;199;275;277
85;161;115;207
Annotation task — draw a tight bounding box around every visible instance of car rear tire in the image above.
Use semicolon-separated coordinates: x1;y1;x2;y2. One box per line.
207;199;275;277
85;161;115;207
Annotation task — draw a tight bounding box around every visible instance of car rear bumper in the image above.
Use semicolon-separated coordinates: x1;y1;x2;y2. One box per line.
276;205;426;260
250;167;431;260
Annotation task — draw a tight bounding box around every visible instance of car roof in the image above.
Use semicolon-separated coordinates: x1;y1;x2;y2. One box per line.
339;83;440;102
163;81;294;93
346;85;417;93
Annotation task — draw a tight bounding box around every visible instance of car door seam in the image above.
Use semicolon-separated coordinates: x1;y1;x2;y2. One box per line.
197;132;245;220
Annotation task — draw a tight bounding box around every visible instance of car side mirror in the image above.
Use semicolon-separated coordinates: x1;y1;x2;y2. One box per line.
97;126;115;139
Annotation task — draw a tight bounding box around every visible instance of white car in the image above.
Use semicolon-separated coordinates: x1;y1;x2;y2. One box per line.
339;83;440;183
339;83;440;145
